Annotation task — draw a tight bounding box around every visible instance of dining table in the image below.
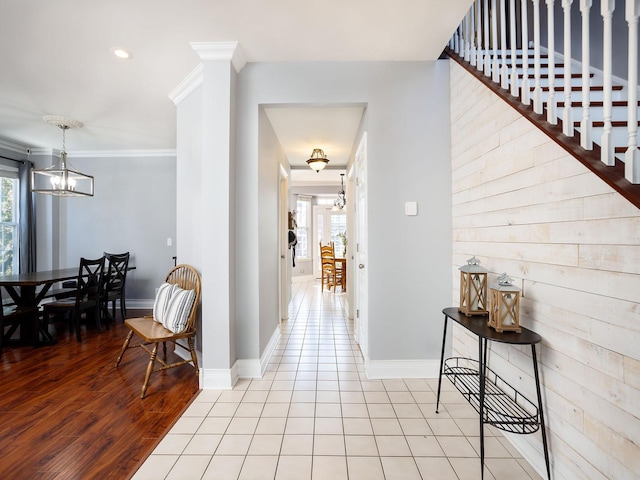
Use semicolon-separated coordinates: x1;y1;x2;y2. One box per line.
334;257;346;292
0;268;84;346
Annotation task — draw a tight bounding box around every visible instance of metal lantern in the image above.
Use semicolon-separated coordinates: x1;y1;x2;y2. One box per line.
488;273;521;333
458;256;489;316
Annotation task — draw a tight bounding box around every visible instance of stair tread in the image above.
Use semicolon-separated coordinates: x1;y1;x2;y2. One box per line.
541;85;623;92
557;101;639;108
574;120;640;127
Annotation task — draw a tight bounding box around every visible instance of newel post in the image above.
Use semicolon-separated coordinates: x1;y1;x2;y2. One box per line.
601;0;616;166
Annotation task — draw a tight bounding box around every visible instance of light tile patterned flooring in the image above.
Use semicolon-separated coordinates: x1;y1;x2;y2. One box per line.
133;278;543;480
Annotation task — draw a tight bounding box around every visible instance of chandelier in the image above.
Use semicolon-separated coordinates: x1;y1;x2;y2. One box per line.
333;173;346;211
306;148;329;172
31;116;94;197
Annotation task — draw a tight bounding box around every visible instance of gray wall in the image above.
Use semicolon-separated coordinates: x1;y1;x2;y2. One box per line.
236;61;452;363
48;153;177;303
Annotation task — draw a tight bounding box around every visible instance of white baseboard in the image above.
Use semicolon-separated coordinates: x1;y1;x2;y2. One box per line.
235;327;281;378
503;433;563;480
200;327;281;388
365;359;441;379
123;299;155;309
200;363;238;390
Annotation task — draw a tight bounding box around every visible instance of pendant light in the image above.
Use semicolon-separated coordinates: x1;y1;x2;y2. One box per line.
332;173;346;211
31;116;94;197
306;148;329;172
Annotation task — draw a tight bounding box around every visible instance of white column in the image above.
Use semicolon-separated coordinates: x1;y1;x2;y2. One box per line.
625;0;640;182
170;41;246;389
500;0;509;89
521;0;531;105
533;0;544;113
601;0;615;166
464;11;471;61
580;0;593;149
546;0;558;124
484;0;492;75
510;0;520;96
562;0;574;136
492;0;500;82
477;0;484;69
470;3;477;65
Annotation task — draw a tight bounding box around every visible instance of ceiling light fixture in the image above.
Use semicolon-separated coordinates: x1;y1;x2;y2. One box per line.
31;116;94;197
332;173;346;211
306;148;329;172
111;47;132;59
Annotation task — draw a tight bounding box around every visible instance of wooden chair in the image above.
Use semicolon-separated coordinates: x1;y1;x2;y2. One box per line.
42;257;106;342
115;264;201;399
320;242;337;292
102;252;130;323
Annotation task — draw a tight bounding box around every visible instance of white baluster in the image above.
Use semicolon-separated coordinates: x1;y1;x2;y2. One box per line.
477;0;484;69
510;0;520;96
484;0;492;75
546;0;558;124
521;0;531;105
563;0;574;136
501;0;509;89
533;0;543;113
455;24;461;55
492;0;500;82
580;0;593;150
465;10;471;61
601;0;615;166
625;0;640;183
471;3;477;66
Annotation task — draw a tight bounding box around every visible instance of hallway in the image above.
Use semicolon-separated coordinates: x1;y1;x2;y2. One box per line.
133;278;542;479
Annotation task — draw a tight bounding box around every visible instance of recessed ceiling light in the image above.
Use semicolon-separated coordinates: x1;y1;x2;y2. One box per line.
111;47;132;60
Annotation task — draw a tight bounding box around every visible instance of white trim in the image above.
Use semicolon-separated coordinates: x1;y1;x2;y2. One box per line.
190;41;246;72
235;327;281;378
121;298;155;309
201;363;238;390
365;359;441;379
503;433;565;480
169;63;203;105
0;138;29;155
67;149;176;158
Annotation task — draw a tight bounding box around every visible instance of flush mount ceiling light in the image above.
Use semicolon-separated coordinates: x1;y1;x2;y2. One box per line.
111;47;132;59
306;148;329;172
31;115;94;197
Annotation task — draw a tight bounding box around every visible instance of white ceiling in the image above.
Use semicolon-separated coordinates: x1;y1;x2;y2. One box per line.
0;0;470;157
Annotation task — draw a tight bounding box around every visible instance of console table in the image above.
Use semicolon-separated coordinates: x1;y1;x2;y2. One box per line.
436;307;550;480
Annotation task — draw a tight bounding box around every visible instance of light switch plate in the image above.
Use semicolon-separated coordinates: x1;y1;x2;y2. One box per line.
405;202;418;216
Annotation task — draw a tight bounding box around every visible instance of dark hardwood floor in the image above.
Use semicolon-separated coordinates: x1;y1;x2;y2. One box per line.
0;310;199;480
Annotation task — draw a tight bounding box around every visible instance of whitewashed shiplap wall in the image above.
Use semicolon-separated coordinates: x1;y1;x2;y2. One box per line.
449;61;640;480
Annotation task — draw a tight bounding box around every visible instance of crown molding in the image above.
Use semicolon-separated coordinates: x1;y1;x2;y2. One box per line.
168;63;203;105
0;138;30;155
67;149;176;158
190;41;246;72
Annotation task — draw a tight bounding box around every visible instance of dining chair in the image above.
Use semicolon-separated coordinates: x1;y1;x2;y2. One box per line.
0;287;40;357
102;252;130;323
115;264;201;399
42;257;106;342
320;241;337;292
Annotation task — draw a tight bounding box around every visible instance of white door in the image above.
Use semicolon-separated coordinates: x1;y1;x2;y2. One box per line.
279;166;290;322
354;133;368;355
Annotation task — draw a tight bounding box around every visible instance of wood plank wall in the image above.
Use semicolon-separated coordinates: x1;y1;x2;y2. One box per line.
449;61;640;480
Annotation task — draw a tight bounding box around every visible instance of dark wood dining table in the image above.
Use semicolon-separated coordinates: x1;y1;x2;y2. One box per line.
0;268;83;346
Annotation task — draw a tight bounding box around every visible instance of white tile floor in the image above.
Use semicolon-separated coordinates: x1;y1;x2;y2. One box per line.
133;278;543;480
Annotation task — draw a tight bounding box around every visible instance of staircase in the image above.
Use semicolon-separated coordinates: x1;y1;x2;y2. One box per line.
449;0;640;209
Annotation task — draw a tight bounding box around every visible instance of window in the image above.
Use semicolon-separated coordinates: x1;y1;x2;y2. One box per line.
296;196;311;258
0;170;20;275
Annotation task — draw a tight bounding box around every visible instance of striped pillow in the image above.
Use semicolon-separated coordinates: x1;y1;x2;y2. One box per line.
152;283;176;324
162;286;196;333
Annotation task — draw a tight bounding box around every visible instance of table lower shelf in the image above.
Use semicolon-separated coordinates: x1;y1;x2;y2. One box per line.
444;357;540;435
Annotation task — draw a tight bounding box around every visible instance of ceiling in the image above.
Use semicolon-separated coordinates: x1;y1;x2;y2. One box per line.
0;0;470;166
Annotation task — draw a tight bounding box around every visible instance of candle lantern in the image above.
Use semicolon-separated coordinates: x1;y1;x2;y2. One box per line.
458;256;489;316
488;273;521;333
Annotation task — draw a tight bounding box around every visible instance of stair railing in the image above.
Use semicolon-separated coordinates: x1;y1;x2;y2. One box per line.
451;0;640;185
